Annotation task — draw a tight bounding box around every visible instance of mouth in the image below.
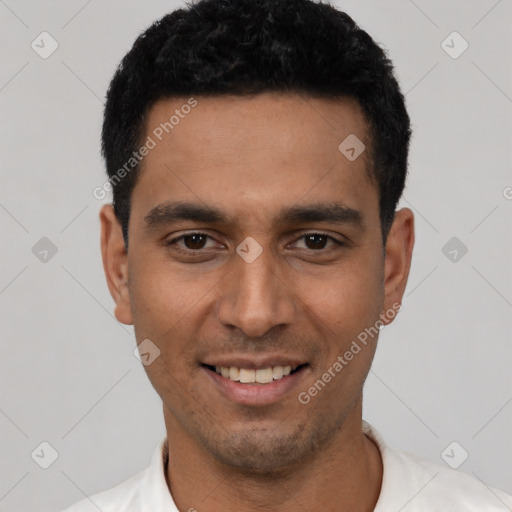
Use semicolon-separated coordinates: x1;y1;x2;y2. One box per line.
202;363;309;384
200;362;310;405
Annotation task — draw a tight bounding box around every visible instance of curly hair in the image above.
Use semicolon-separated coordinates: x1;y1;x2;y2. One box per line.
101;0;411;246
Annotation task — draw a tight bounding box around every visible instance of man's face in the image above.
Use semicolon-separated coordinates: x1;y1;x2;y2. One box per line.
102;93;411;472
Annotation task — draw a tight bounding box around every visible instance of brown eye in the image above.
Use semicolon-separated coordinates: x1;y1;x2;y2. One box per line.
165;232;221;256
182;234;208;250
304;234;329;250
291;233;345;252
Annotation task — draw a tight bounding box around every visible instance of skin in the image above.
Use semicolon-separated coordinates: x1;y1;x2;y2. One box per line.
100;93;414;512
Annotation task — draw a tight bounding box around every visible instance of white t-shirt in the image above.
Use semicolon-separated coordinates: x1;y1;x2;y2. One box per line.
61;420;512;511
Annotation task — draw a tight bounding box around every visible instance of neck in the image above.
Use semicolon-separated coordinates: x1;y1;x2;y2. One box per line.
163;402;383;512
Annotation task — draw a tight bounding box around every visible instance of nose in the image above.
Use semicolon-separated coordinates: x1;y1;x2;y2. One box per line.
215;248;296;338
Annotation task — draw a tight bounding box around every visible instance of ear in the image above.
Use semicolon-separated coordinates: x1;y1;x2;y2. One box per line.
381;207;414;325
99;204;133;325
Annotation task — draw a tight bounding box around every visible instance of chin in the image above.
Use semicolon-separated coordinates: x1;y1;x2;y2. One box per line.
200;423;322;474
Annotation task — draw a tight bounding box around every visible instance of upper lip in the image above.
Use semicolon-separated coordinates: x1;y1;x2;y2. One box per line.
202;355;308;370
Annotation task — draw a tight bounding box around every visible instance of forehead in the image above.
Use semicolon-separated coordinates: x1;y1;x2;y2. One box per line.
132;93;378;230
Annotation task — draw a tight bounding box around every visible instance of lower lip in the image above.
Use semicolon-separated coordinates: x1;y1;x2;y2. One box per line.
202;365;309;406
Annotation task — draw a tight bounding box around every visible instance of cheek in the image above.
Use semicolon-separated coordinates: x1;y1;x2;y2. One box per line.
129;256;214;335
128;256;222;386
298;253;384;337
128;264;204;400
297;261;382;408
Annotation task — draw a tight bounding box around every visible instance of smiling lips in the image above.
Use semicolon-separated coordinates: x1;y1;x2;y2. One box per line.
203;357;308;385
213;365;300;384
202;361;310;405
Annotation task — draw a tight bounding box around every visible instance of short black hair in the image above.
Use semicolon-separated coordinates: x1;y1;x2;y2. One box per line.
101;0;411;247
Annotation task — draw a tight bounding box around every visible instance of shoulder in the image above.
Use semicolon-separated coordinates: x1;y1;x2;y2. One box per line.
59;435;175;512
381;445;512;511
363;421;512;511
59;468;146;512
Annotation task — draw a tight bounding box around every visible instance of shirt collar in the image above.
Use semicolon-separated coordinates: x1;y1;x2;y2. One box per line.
139;436;177;512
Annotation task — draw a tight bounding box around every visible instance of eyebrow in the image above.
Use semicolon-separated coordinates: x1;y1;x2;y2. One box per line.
144;200;364;230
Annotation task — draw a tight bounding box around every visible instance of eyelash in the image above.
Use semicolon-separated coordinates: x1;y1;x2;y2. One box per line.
165;232;345;255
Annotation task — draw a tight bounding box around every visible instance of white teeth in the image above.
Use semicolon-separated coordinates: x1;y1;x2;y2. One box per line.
272;366;284;379
255;368;273;384
239;368;256;383
213;364;301;384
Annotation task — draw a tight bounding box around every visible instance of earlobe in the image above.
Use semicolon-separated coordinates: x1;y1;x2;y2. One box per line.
99;204;134;325
381;208;415;325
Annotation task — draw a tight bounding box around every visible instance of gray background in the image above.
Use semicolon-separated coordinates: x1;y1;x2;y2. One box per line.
0;1;511;511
